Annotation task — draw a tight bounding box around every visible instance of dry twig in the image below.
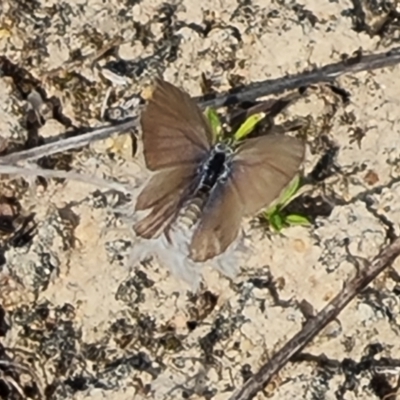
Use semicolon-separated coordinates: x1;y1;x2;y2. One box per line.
229;237;400;400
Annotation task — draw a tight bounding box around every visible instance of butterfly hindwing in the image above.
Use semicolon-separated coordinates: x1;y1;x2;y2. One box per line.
135;167;197;211
189;177;243;262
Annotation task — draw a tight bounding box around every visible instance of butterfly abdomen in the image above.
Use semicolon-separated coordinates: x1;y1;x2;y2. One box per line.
174;195;206;232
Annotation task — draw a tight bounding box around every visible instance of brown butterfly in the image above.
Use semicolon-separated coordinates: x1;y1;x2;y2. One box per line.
133;79;306;262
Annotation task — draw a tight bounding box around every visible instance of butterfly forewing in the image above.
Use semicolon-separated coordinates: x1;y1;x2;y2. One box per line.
135;79;212;240
189;178;243;262
134;169;201;239
141;78;214;171
231;135;306;216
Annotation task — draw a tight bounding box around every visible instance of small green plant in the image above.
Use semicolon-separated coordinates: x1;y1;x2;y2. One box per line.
262;175;310;232
205;106;266;144
233;112;266;141
205;107;223;142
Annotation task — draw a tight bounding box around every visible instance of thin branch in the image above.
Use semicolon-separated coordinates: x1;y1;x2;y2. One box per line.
229;236;400;400
0;117;139;164
1;47;400;164
196;46;400;108
0;164;130;193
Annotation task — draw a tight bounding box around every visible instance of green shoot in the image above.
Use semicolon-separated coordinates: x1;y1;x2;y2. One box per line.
205;107;223;142
233;112;266;141
262;175;310;232
205;108;267;143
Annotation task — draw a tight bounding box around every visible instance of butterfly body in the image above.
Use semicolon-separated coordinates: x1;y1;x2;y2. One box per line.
197;143;233;193
134;78;306;263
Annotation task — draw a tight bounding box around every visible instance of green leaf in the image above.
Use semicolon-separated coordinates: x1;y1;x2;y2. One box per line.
270;212;284;232
205;107;222;141
234;112;266;141
285;213;310;226
263;203;278;219
278;175;301;210
262;176;302;221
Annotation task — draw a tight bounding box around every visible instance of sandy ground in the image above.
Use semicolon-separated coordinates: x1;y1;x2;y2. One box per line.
1;0;400;399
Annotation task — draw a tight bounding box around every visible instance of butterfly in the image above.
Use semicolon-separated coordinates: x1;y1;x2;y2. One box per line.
133;78;306;262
